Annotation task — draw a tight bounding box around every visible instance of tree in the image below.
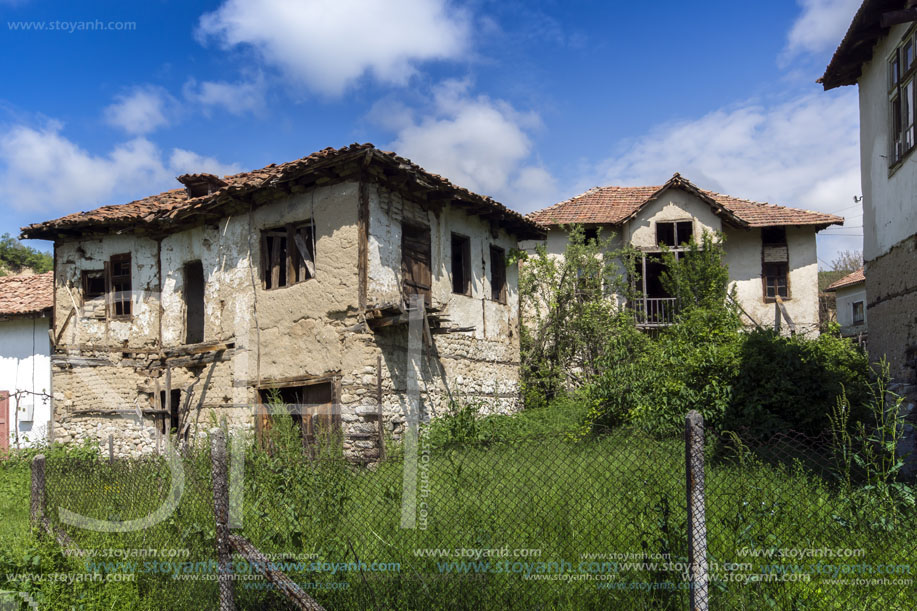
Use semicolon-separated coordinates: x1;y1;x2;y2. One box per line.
829;249;863;273
0;233;52;276
517;225;637;407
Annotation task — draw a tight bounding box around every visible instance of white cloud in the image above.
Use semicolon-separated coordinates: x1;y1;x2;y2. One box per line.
590;90;863;262
380;80;556;209
183;75;266;116
0;121;240;212
196;0;470;96
782;0;861;62
104;86;177;135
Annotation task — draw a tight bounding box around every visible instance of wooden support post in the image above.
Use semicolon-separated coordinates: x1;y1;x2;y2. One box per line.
108;435;114;464
30;454;46;528
210;428;235;611
685;411;709;611
228;535;325;610
774;301;781;333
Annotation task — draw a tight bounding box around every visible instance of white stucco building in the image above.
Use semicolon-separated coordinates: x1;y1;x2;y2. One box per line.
527;174;843;334
822;1;917;394
0;272;52;450
825;268;867;343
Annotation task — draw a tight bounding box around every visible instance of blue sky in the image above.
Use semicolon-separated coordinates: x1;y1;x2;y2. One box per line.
0;0;863;266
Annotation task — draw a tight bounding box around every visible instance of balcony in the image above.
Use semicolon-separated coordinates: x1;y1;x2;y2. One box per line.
633;297;677;328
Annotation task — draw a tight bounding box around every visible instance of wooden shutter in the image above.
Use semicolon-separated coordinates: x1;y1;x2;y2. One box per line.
402;224;432;305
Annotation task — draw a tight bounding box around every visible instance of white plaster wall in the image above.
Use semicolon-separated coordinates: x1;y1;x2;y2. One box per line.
54;235;160;347
625;189;722;247
0;316;51;447
367;185;521;341
723;226;820;334
858;22;917;261
835;284;867;331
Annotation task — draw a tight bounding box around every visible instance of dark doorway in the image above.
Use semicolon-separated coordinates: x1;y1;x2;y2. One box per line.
160;389;181;435
184;260;205;344
259;381;339;453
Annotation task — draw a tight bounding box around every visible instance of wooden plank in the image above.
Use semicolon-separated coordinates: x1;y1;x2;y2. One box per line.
294;230;315;278
376;355;385;460
229;535;325;610
286;224;297;285
881;8;917;27
257;372;340;390
270;234;281;289
358;180;370;310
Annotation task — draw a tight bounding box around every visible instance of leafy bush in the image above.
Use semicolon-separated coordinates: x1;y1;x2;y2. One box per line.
583;233;873;439
0;233;52;275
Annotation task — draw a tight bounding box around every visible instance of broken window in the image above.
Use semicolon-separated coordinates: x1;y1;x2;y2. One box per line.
889;28;917;166
184;260;205;344
852;300;865;325
402;223;432;306
451;233;471;296
261;221;315;290
81;270;106;318
656;221;693;247
159;389;181;435
258;382;340;454
763;262;789;300
108;253;132;318
762;227;787;246
490;245;507;304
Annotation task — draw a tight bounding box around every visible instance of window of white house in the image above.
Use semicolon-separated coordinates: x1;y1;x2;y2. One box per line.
489;245;507;304
852;300;865;325
656;221;693;247
889;28;917;167
451;233;471;296
763;262;789;300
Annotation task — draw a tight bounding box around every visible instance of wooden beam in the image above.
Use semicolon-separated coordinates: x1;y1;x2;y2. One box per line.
881;8;917;27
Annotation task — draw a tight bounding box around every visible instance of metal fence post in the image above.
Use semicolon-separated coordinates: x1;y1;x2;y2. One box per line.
685;411;709;610
211;428;235;610
30;454;46;528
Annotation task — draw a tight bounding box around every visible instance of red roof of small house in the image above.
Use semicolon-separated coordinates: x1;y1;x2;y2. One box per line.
825;268;865;291
0;272;53;318
529;173;844;229
21;143;545;241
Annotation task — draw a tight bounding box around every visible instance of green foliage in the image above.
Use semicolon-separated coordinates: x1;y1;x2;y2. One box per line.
583;233;873;439
830;360;915;526
727;328;872;437
518;224;636;407
0;233;52;276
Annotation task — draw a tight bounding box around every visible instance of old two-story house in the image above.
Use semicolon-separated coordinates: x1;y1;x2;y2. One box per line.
821;0;917;402
825;268;868;344
0;272;52;450
527;174;843;333
20;144;544;459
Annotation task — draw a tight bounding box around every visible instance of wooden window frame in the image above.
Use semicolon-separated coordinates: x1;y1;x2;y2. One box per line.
852;300;865;325
655;220;694;248
762;261;790;301
260;220;315;290
489;245;507;304
888;27;917;170
108;253;132;319
451;233;472;296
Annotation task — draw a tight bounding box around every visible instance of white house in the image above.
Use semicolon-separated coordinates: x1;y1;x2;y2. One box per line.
821;0;917;398
527;174;843;334
0;272;52;450
825;268;867;343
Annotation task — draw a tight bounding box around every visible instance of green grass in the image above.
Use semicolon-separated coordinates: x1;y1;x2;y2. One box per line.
1;402;915;610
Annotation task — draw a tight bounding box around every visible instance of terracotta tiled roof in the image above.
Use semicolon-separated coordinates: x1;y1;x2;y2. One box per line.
825;268;865;291
820;0;899;91
0;272;53;317
21;143;545;241
529;174;844;229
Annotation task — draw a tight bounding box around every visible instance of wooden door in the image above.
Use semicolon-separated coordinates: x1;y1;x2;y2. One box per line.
0;391;9;453
402;224;432;306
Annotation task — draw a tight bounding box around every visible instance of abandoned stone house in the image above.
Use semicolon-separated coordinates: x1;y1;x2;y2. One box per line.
526;174;844;334
20;144;544;459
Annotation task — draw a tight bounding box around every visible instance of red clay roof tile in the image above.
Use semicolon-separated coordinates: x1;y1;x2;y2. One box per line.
0;272;53;317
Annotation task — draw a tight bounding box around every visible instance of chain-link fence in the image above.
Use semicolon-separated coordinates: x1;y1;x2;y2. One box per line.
25;412;917;610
